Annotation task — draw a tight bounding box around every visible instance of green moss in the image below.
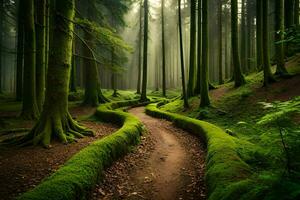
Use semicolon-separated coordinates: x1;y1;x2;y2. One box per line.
18;100;143;200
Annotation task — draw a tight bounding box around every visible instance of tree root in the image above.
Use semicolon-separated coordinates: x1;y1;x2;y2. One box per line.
12;112;94;148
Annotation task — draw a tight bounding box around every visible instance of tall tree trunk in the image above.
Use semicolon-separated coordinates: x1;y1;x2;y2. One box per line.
21;0;39;119
275;0;288;76
0;0;3;94
256;0;263;70
218;1;223;85
200;0;210;107
231;0;245;87
137;0;142;94
16;0;24;101
241;0;247;72
187;0;196;97
285;0;295;28
295;0;299;25
262;0;275;86
225;8;229;79
70;41;77;92
161;0;166;96
194;0;202;94
21;0;93;147
35;0;46;111
178;0;189;108
141;0;149;102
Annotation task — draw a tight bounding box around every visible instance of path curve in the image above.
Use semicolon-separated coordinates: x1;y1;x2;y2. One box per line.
92;107;206;200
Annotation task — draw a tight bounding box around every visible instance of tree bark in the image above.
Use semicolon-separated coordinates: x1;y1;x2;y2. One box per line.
218;1;223;85
256;0;263;70
231;0;245;87
178;0;189;108
194;0;202;94
35;0;47;111
275;0;288;76
70;41;77;92
16;0;24;101
137;0;142;94
141;0;149;102
161;0;166;96
0;0;3;93
21;0;39;119
295;0;299;25
187;0;197;97
262;0;275;86
200;0;210;107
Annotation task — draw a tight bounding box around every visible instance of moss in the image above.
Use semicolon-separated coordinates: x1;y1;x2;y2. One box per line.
18;100;143;200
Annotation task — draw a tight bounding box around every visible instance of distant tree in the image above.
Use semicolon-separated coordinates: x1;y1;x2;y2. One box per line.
194;0;202;94
137;0;143;94
218;0;223;85
231;0;245;87
240;0;247;72
21;0;94;147
285;0;295;28
262;0;275;86
21;0;39;119
161;0;166;97
200;0;210;107
35;0;47;111
256;0;263;70
295;0;299;25
140;0;149;102
187;0;197;97
0;0;3;94
275;0;288;76
178;0;189;108
16;0;24;101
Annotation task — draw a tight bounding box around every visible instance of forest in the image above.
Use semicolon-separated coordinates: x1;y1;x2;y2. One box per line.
0;0;299;199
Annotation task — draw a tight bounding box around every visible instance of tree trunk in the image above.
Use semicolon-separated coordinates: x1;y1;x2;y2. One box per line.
200;0;210;107
21;0;94;147
16;0;24;101
141;0;149;102
231;0;245;87
178;0;189;108
35;0;46;111
295;0;299;25
285;0;295;28
70;41;77;92
137;0;142;94
21;0;39;119
187;0;196;97
0;0;3;94
275;0;288;76
218;1;223;85
256;0;263;70
194;0;202;94
161;0;166;97
241;0;247;72
262;0;275;86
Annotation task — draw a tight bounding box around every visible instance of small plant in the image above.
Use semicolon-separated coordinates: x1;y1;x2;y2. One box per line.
257;97;300;174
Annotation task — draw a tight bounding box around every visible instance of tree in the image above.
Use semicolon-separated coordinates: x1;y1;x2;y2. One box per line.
35;0;47;111
70;41;77;92
295;0;299;25
194;0;202;95
140;0;149;102
178;0;189;108
218;1;223;85
16;0;24;101
0;0;3;94
137;0;143;94
161;0;166;97
275;0;288;76
262;0;275;86
231;0;245;87
256;0;263;70
285;0;295;28
20;0;94;147
187;0;197;97
21;0;39;119
200;0;210;107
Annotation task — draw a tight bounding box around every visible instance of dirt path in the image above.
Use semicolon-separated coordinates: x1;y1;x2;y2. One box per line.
92;107;206;200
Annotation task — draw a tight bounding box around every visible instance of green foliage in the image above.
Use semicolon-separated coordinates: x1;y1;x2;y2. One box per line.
18;100;143;200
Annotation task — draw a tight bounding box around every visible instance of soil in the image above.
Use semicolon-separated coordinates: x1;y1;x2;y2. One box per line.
0;106;118;200
92;107;206;200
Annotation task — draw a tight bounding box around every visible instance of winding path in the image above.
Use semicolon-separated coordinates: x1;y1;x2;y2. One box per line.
92;107;206;200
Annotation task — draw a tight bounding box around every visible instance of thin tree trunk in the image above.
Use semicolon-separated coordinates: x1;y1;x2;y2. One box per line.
241;0;247;72
141;0;149;102
21;0;39;119
0;0;3;93
16;0;24;101
70;41;77;92
178;0;189;108
161;0;166;96
137;0;142;94
194;0;202;94
262;0;275;86
275;0;288;76
200;0;210;107
218;1;223;85
187;0;196;97
295;0;299;25
256;0;263;70
231;0;245;87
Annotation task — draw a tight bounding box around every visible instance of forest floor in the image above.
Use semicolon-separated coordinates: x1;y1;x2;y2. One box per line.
0;105;118;200
91;107;206;200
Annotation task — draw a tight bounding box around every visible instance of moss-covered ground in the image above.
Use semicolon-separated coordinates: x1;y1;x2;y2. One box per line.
158;56;300;199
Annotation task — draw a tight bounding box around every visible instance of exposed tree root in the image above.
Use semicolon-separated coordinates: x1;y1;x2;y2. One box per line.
14;112;94;148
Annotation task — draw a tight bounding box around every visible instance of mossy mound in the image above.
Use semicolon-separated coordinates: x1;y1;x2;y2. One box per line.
18;100;143;200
